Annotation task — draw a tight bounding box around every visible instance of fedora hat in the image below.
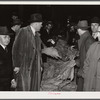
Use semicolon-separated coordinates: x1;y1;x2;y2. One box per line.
0;26;13;35
76;20;90;30
91;17;100;24
29;13;43;23
11;18;23;26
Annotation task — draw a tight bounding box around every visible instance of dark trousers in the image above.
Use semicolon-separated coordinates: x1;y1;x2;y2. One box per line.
77;77;84;91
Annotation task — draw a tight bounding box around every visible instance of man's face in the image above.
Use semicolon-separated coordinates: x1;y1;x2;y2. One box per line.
91;23;99;33
0;35;10;46
77;28;81;36
35;22;42;31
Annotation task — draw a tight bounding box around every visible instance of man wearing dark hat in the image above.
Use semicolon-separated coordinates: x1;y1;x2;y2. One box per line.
11;18;23;36
91;17;100;40
8;17;23;56
0;26;16;90
12;13;60;91
12;13;43;91
75;20;95;91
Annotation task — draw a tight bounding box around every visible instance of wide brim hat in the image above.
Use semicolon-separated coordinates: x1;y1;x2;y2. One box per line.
0;26;13;35
29;13;43;23
91;17;100;24
75;20;90;30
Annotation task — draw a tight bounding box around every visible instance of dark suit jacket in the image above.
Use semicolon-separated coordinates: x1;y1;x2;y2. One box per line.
40;28;54;47
0;45;13;91
0;45;13;79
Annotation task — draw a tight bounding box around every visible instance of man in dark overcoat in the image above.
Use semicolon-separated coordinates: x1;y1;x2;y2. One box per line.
12;13;44;91
76;20;95;91
0;26;15;90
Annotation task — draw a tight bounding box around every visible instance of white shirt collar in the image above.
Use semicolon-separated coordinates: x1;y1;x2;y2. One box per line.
0;43;6;50
30;25;36;36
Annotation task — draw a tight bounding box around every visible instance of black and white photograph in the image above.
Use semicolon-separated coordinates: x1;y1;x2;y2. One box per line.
0;1;100;97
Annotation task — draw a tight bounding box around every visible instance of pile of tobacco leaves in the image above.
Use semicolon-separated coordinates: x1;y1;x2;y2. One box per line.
40;39;79;91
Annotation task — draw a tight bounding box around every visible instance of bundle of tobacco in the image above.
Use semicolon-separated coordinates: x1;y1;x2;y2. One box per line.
41;39;79;91
55;39;79;61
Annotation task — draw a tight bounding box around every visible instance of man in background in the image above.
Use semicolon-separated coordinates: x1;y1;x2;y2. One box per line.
91;17;100;40
0;26;16;90
76;20;95;91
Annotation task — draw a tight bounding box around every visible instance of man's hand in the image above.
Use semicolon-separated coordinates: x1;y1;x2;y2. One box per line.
14;67;20;74
11;79;17;88
92;32;98;39
47;39;55;44
42;47;61;59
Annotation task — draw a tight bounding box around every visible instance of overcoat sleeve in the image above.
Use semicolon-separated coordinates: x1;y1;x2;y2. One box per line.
83;47;91;78
85;36;95;53
12;28;27;68
83;42;96;78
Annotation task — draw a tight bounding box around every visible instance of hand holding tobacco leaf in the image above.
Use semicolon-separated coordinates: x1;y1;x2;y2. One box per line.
42;47;61;59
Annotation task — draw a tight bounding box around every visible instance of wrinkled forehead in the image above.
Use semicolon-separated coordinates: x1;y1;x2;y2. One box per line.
35;22;42;25
0;35;10;38
38;22;42;24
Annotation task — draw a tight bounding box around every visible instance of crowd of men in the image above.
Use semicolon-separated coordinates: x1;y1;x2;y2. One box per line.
0;12;100;91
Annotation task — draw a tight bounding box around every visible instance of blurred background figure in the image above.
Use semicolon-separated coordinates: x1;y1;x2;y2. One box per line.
8;14;23;55
40;21;55;47
91;17;100;40
11;16;23;36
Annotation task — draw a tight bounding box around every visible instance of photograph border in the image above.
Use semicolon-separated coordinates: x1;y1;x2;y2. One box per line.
0;0;100;99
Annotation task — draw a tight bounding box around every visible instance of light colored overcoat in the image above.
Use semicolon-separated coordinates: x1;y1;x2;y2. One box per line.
83;42;100;91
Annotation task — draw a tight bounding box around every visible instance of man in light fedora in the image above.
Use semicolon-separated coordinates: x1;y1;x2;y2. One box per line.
11;18;23;36
75;20;95;91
